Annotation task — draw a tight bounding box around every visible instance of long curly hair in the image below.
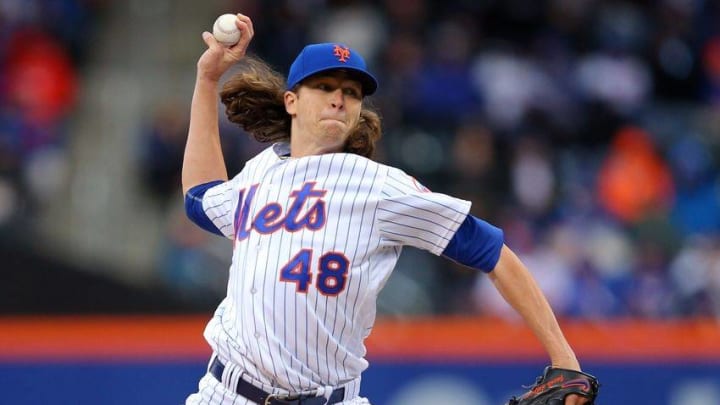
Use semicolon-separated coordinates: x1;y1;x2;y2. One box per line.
220;56;382;159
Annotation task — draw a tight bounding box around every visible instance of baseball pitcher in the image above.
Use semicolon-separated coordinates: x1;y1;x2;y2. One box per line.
181;13;598;405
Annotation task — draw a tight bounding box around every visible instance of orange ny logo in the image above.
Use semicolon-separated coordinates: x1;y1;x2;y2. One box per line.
333;45;350;62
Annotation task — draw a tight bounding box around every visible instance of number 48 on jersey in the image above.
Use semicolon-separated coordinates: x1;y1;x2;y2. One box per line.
279;249;349;296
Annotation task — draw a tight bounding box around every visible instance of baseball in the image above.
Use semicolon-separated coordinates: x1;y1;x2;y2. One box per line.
212;14;241;47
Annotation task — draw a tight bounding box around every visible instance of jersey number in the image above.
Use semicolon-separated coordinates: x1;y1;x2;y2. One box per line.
279;249;349;296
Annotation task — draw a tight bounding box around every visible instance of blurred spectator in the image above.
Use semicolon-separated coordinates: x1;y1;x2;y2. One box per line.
670;236;720;317
138;101;189;206
375;33;424;129
568;259;621;319
158;204;230;307
5;29;77;126
622;240;677;318
582;219;634;282
446;122;504;219
0;27;77;223
668;137;720;236
574;51;652;116
382;0;428;36
471;51;548;130
509;135;556;221
404;18;481;128
597;126;674;224
309;1;387;64
550;221;624;318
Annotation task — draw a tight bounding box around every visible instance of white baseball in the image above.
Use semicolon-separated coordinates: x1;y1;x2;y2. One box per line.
212;14;241;47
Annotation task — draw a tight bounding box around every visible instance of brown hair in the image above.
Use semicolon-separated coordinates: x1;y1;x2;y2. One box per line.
220;56;382;159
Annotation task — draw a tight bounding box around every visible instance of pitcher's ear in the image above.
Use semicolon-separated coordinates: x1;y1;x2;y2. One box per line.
284;90;297;115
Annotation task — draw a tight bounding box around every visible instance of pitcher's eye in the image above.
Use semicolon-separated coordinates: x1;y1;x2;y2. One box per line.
343;87;361;99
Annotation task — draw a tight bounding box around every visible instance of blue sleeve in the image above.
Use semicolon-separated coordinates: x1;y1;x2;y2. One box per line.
184;180;226;236
441;215;504;273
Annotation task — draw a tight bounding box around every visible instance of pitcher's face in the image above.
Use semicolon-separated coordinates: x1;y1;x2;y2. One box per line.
285;72;363;153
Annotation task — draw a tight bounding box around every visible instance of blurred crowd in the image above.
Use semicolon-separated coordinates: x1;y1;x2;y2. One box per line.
5;0;720;319
0;0;105;228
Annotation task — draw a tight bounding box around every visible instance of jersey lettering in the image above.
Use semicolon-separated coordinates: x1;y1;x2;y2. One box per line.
235;181;328;241
285;182;327;231
234;184;259;240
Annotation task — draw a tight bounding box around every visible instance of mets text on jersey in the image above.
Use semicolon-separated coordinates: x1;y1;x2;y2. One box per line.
234;181;327;241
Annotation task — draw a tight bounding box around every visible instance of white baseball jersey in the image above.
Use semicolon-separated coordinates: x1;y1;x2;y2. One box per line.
199;142;470;397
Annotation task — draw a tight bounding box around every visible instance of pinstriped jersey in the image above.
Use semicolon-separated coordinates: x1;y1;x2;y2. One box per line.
200;142;470;393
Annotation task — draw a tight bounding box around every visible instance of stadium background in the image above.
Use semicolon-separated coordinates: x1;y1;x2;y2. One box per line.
2;0;720;403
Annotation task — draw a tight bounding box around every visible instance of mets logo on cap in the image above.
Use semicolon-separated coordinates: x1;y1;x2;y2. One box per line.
286;42;378;95
333;44;351;63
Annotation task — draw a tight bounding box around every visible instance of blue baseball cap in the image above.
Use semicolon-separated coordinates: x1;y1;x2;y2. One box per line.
287;43;378;96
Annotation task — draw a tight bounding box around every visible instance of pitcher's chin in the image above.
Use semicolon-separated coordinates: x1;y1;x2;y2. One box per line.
319;121;349;139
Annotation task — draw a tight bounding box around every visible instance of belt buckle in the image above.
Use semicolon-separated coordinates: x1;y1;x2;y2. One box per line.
263;394;278;405
263;392;303;405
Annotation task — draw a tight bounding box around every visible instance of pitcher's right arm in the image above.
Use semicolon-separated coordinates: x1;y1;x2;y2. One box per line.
182;14;255;195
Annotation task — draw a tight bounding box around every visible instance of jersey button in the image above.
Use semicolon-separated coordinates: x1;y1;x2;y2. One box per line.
255;332;261;339
250;288;257;294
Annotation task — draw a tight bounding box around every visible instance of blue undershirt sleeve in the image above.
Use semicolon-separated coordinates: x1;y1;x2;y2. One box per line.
441;215;504;273
184;180;226;237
